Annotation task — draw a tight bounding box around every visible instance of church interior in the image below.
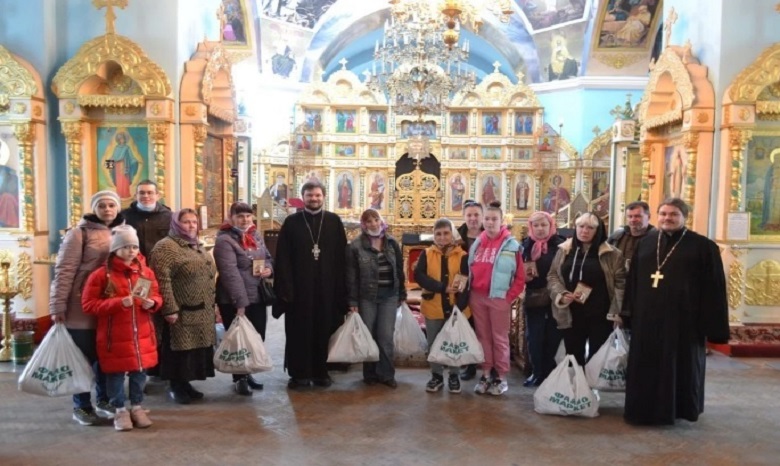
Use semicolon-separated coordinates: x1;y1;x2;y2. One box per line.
1;0;780;463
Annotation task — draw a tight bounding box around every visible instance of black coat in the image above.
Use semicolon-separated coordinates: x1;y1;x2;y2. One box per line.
622;228;729;425
121;202;173;258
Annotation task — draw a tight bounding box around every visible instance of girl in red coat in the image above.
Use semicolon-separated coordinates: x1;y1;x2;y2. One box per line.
83;225;162;431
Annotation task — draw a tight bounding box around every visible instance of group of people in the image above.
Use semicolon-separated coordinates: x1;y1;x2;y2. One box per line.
50;176;729;431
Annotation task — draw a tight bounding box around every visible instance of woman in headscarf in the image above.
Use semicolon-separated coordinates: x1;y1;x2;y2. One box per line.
213;202;273;396
149;208;216;404
547;212;625;366
50;190;125;425
345;209;406;388
521;211;565;387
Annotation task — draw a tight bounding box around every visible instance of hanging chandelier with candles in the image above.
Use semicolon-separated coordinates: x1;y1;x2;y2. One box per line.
366;0;513;119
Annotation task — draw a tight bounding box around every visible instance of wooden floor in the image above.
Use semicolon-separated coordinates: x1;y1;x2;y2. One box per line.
1;315;779;466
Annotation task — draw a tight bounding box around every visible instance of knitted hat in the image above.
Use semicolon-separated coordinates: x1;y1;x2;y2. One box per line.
110;224;139;253
90;190;121;212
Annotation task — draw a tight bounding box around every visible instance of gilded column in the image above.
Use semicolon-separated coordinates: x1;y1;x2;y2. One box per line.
683;131;699;227
193;125;208;207
639;142;651;202
148;123;169;202
729;129;751;212
727;247;745;322
61;121;83;227
13;122;35;232
224;136;237;207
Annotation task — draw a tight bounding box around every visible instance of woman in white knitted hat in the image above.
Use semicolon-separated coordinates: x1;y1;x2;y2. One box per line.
50;190;126;426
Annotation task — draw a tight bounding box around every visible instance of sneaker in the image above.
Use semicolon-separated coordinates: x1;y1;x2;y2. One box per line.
113;409;133;431
425;374;444;393
72;408;100;426
448;374;461;394
474;375;491;394
130;405;152;428
488;378;508;396
95;400;116;419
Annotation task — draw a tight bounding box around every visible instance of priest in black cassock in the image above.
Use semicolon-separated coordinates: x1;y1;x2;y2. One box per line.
621;198;730;425
273;181;348;389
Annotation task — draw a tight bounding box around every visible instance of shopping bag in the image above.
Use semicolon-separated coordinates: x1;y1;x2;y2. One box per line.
18;323;95;397
427;307;485;366
534;355;599;418
585;328;629;391
554;340;566;365
393;303;428;358
213;315;273;373
327;312;380;363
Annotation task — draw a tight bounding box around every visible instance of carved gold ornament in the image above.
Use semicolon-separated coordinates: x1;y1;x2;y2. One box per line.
63;101;75;114
12;103;27;114
33;106;42;117
638;47;695;129
729;129;751;212
150;102;161;115
696;112;709;124
78;95;144;107
61;121;84;226
13;122;36;232
746;260;780;306
582;129;612;161
193;125;208;207
16;252;32;300
594;53;645;69
728;43;780;103
727;248;745;318
52;34;172;98
201;44;237;123
450;71;541;107
148;123;168;201
0;46;39;98
739;108;751;121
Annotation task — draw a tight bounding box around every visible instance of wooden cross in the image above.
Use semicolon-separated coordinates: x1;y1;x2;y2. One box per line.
92;0;128;35
664;7;678;48
339;57;348;70
492;61;501;73
651;270;664;288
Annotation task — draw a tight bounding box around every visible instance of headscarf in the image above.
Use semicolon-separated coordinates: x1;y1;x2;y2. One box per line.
360;210;388;239
527;211;557;261
169;209;200;248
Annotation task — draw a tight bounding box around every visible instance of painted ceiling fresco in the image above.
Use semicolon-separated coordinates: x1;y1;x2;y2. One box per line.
249;0;660;84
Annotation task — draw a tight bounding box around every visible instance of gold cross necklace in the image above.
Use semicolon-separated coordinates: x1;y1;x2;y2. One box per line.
652;228;687;288
303;211;324;260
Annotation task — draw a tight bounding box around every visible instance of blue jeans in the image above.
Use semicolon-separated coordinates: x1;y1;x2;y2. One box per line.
67;328;108;410
425;317;460;376
359;295;398;381
524;304;562;381
106;371;147;408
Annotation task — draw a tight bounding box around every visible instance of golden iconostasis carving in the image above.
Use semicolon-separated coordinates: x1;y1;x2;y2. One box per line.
0;45;50;318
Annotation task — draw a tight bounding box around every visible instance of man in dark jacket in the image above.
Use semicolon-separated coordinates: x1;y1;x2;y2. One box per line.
121;180;173;259
607;201;655;272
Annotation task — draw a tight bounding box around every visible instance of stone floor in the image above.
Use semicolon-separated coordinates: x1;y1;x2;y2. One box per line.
1;315;780;466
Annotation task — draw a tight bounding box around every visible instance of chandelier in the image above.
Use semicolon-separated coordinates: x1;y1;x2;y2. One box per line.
366;0;513;119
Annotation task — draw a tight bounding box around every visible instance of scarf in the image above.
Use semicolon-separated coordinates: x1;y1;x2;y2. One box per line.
527;211;557;262
169;210;200;248
220;222;258;250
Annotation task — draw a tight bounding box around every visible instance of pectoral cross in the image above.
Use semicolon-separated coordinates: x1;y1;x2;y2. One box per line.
651;270;664;288
312;244;321;261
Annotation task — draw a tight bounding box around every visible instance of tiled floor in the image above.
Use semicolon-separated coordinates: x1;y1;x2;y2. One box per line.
1;316;779;465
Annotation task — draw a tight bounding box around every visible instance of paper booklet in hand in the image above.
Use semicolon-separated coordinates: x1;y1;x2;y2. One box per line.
451;273;468;292
132;277;152;299
524;261;538;278
573;282;592;304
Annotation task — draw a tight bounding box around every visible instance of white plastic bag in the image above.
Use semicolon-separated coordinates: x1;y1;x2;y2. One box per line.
393;303;428;357
427;307;485;366
585;328;629;391
214;315;273;373
18;323;95;397
534;355;599;418
554;340;566;365
327;312;380;363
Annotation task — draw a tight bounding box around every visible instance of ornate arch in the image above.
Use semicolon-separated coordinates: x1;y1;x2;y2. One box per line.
637;44;696;129
51;34;171;98
727;43;780;106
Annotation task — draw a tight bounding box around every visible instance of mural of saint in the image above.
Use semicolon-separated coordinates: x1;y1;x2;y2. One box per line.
337;173;353;209
615;5;653;46
270;174;288;206
450;174;466;211
336;110;356;133
761;149;780;229
221;0;246;43
543;174;571;213
107;131;140;199
271;46;296;78
304;110;322;131
369;111;387;134
369;173;385;210
483;113;501;135
296;135;312;150
548;35;578;81
451;113;468;135
515;175;530;210
482;176;498;205
0;138;19;228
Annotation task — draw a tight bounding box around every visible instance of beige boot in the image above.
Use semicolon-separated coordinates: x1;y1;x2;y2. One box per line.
130;405;153;428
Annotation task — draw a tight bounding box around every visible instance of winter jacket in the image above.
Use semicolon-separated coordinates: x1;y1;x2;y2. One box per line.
214;226;274;309
49;214;125;330
149;235;217;351
468;229;525;301
546;238;626;329
81;255;162;373
346;233;407;307
121;202;173;258
414;245;470;320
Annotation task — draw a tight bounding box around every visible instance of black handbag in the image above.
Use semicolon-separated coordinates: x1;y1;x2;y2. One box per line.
524;288;552;308
259;279;277;306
